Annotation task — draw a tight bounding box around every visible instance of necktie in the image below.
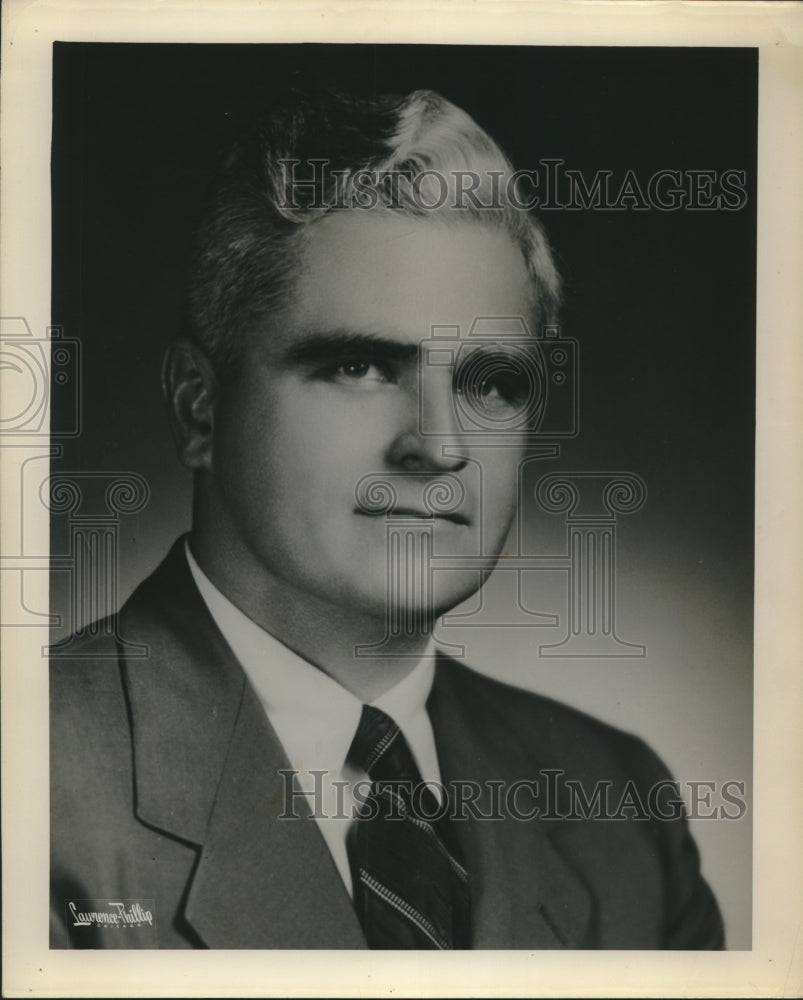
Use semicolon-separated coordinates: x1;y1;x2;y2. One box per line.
345;704;472;949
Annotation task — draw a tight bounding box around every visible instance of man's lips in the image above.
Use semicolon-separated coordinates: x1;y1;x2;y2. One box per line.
355;506;470;526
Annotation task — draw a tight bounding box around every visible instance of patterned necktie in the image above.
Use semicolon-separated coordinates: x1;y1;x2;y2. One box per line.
345;704;472;949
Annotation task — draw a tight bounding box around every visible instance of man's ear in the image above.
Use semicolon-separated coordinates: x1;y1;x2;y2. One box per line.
161;338;219;469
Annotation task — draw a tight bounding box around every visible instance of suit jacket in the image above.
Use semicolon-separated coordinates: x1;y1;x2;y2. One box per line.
50;538;724;949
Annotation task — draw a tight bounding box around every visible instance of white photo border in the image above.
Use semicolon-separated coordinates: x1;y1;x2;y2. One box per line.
2;1;802;996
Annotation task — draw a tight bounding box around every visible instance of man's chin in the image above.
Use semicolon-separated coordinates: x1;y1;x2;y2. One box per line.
346;573;486;624
318;553;493;627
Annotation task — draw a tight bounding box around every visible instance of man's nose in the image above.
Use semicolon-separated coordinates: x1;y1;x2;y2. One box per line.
385;374;468;473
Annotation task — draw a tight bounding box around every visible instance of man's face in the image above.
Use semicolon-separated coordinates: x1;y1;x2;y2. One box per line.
207;211;536;620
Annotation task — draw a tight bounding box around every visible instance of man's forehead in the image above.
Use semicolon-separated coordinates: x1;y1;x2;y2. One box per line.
286;210;536;340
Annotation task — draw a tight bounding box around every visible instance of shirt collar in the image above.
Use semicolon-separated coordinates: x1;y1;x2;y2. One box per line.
184;539;436;775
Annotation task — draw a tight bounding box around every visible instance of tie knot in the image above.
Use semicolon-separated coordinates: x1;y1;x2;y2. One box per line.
347;704;422;785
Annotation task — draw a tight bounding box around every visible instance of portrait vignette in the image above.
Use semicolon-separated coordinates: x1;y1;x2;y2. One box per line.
1;3;802;998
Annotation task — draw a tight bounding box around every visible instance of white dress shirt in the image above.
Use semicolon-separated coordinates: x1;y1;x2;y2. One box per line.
185;541;443;895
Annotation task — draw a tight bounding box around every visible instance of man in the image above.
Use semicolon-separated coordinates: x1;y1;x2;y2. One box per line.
50;88;724;949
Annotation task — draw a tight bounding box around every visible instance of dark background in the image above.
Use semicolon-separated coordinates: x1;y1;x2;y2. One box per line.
50;43;756;946
51;43;756;591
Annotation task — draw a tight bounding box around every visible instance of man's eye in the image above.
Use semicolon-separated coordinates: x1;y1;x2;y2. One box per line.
453;346;540;415
475;373;531;409
329;359;394;385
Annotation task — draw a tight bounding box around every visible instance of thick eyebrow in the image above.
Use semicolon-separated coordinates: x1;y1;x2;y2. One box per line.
282;330;419;366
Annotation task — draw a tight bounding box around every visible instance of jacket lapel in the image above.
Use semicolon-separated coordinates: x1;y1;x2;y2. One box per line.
183;680;365;948
121;540;590;949
120;539;365;948
429;658;592;949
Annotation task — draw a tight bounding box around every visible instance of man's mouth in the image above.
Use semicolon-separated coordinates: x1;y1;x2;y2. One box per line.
355;507;470;526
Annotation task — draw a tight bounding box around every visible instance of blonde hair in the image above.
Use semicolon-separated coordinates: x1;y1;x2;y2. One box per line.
185;89;561;376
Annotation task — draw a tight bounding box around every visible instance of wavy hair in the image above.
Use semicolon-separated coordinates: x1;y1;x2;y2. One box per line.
184;89;562;377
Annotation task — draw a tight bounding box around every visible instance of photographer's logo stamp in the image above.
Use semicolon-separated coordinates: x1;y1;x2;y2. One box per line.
64;899;156;942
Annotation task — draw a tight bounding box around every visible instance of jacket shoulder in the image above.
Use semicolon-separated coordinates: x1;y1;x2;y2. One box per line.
435;657;725;949
50;623;132;789
435;657;676;790
50;623;125;708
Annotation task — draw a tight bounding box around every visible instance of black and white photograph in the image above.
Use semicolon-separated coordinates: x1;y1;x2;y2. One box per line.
46;40;753;950
1;2;801;996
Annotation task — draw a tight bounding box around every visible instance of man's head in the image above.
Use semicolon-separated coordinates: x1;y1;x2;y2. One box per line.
182;88;561;380
164;88;561;630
